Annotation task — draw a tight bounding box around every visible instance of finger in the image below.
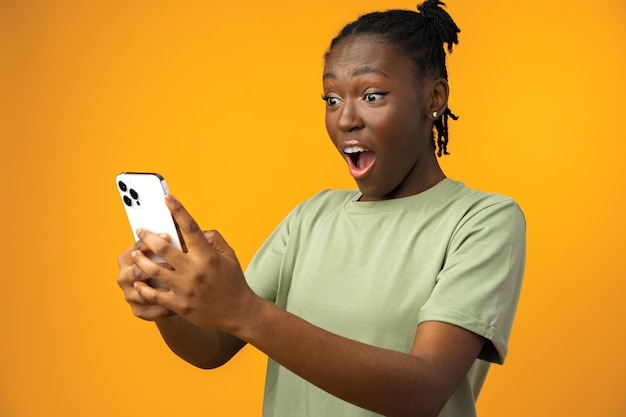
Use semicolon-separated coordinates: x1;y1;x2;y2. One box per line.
134;280;179;313
118;262;160;305
165;194;211;252
133;305;176;321
117;264;144;290
117;239;149;269
132;249;178;289
127;286;176;321
124;277;163;304
135;233;171;251
136;228;183;266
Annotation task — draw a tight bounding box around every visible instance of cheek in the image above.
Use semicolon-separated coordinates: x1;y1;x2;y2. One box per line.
376;114;425;158
383;108;423;140
371;103;413;127
369;111;409;143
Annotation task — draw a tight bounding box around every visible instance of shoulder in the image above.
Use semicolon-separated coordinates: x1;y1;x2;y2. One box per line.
440;179;525;223
417;180;526;251
437;180;526;255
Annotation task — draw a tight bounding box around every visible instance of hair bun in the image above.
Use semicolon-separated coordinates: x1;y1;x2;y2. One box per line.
417;0;460;52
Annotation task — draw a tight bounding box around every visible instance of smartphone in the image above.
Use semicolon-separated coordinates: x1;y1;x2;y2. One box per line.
116;172;186;262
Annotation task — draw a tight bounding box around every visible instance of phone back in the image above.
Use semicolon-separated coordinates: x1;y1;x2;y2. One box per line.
116;172;184;255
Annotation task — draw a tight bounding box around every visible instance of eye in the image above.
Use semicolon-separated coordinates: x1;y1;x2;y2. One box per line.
363;92;388;103
322;95;340;107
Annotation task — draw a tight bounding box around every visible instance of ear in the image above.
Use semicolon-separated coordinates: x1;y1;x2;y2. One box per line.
426;77;449;121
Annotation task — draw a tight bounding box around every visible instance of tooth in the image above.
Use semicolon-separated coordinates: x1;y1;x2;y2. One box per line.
345;146;365;154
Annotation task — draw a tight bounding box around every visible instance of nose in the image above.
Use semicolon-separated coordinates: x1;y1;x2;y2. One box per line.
336;100;364;132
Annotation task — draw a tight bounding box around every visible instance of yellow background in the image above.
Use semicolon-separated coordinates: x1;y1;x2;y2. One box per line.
2;0;625;416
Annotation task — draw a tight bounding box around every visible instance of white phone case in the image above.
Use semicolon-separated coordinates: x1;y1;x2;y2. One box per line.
116;172;185;262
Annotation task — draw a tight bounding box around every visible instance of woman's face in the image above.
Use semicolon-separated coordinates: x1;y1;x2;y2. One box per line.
322;35;446;201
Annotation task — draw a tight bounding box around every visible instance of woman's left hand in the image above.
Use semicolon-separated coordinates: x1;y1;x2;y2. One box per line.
131;194;258;333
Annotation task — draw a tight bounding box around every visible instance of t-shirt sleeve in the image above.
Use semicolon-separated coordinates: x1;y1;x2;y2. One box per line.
418;198;526;364
244;204;300;305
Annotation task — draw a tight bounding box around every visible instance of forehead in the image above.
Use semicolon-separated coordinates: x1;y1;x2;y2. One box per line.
323;35;415;80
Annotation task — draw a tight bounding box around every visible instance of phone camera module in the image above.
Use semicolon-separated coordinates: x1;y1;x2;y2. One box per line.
129;189;141;206
118;181;127;192
123;195;132;207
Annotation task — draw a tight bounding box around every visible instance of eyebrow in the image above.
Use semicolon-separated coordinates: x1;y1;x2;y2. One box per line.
323;66;390;80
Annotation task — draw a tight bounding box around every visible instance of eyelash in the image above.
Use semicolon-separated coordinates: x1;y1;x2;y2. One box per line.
363;91;388;102
321;92;389;107
321;95;339;106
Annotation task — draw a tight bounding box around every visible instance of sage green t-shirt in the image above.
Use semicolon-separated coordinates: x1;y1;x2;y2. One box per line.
245;179;526;417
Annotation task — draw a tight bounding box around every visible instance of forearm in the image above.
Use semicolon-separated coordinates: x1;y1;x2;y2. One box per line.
156;315;246;369
230;299;453;417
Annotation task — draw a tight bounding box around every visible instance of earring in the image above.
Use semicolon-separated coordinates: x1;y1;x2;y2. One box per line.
432;111;438;118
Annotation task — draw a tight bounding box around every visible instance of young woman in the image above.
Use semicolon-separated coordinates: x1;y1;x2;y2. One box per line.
117;1;526;416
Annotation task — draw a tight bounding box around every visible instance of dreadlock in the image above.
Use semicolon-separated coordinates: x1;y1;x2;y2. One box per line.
325;0;461;157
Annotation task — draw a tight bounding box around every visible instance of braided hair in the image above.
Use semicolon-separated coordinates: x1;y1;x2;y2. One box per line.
325;0;461;157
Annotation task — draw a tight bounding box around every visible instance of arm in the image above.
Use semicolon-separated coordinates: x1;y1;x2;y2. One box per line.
117;238;245;369
155;316;245;369
236;300;485;417
132;195;485;417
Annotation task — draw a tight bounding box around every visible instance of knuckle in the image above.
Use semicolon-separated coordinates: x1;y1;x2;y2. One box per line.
182;219;201;235
117;266;134;288
128;289;149;305
204;250;222;268
177;301;192;316
117;251;130;268
205;257;220;271
116;271;125;288
124;292;135;304
118;242;142;267
127;293;142;307
190;257;216;283
146;264;161;279
133;307;157;321
204;229;219;241
171;203;184;215
170;202;188;220
139;287;158;303
135;261;161;282
152;240;171;256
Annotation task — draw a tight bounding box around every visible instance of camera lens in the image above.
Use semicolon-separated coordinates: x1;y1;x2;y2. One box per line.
123;195;132;207
129;188;139;200
118;181;127;192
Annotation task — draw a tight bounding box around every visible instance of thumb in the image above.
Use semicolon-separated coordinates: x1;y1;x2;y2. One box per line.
203;230;236;257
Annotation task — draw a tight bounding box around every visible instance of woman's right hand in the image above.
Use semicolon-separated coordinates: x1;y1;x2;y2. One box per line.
117;241;174;321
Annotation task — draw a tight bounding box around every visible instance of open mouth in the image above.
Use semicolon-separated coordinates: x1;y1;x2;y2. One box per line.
344;145;376;178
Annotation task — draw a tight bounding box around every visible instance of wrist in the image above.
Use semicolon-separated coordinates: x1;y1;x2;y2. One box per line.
225;291;272;342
